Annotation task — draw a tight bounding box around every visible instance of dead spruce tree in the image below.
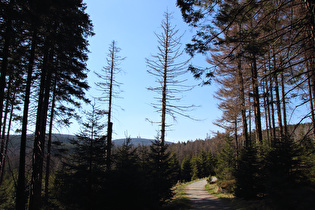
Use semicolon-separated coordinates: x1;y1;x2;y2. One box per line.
146;11;195;145
94;40;125;170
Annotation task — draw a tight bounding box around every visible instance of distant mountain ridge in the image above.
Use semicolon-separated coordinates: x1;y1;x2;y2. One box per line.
7;134;171;149
112;138;172;147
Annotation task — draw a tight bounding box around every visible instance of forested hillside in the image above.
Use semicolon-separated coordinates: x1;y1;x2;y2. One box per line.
176;0;315;209
0;0;314;209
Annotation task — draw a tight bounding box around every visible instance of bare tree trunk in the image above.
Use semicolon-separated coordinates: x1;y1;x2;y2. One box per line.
106;41;115;171
237;53;249;147
264;54;273;144
251;54;263;143
311;68;315;136
0;1;13;175
302;0;315;54
0;77;11;181
267;81;273;145
302;0;315;127
270;80;276;141
29;45;53;210
234;118;239;158
161;18;170;147
161;64;167;146
272;46;283;141
263;76;270;144
16;28;37;210
1;77;11;140
268;57;276;143
146;12;190;147
274;73;283;140
106;122;112;170
0;93;14;183
309;47;315;138
307;60;315;136
248;94;252;145
281;72;288;136
44;78;57;202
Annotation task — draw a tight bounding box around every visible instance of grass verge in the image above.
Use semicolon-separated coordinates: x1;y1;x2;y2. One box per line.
205;183;272;210
164;179;203;210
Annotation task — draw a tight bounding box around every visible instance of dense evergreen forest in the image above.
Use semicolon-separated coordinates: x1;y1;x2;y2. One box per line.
0;0;314;209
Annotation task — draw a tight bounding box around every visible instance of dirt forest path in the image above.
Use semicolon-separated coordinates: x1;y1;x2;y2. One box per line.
185;179;234;210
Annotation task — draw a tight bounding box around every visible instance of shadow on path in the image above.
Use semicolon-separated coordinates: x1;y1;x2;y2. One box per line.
185;179;233;210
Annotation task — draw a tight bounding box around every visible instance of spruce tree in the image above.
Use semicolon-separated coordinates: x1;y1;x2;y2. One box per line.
106;138;145;209
169;152;181;182
263;138;306;208
215;136;237;193
181;155;192;182
53;102;106;209
206;150;216;177
198;149;207;178
235;146;262;200
191;155;200;180
145;140;178;207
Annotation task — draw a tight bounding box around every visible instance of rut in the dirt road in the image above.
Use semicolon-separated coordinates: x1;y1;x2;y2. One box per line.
185;179;233;210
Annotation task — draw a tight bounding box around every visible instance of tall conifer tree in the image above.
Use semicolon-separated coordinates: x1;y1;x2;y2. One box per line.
146;11;193;145
94;40;125;170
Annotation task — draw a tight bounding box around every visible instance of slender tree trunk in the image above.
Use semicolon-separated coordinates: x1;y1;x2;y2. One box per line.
266;77;272;144
0;93;14;183
251;54;263;143
307;61;315;136
161;17;170;147
1;79;11;140
281;72;288;136
29;45;53;210
106;122;112;170
44;78;57;202
269;79;276;140
0;2;13;174
0;77;11;180
106;41;115;171
263;77;270;144
237;54;249;147
309;38;315;136
274;73;283;140
302;0;315;53
311;67;315;133
234;118;239;158
262;61;271;142
16;28;37;210
161;67;167;147
0;82;11;183
265;53;273;144
268;50;276;143
272;46;283;141
248;94;252;145
89;122;94;206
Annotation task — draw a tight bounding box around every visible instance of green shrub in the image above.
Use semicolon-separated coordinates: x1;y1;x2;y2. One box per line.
0;174;16;210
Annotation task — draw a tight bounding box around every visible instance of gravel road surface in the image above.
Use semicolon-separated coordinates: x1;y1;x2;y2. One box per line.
185;179;234;210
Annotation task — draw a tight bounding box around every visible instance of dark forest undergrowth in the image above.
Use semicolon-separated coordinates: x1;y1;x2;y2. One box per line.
205;180;315;210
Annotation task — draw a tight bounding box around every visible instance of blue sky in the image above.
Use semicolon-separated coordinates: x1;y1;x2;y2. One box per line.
68;0;223;142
